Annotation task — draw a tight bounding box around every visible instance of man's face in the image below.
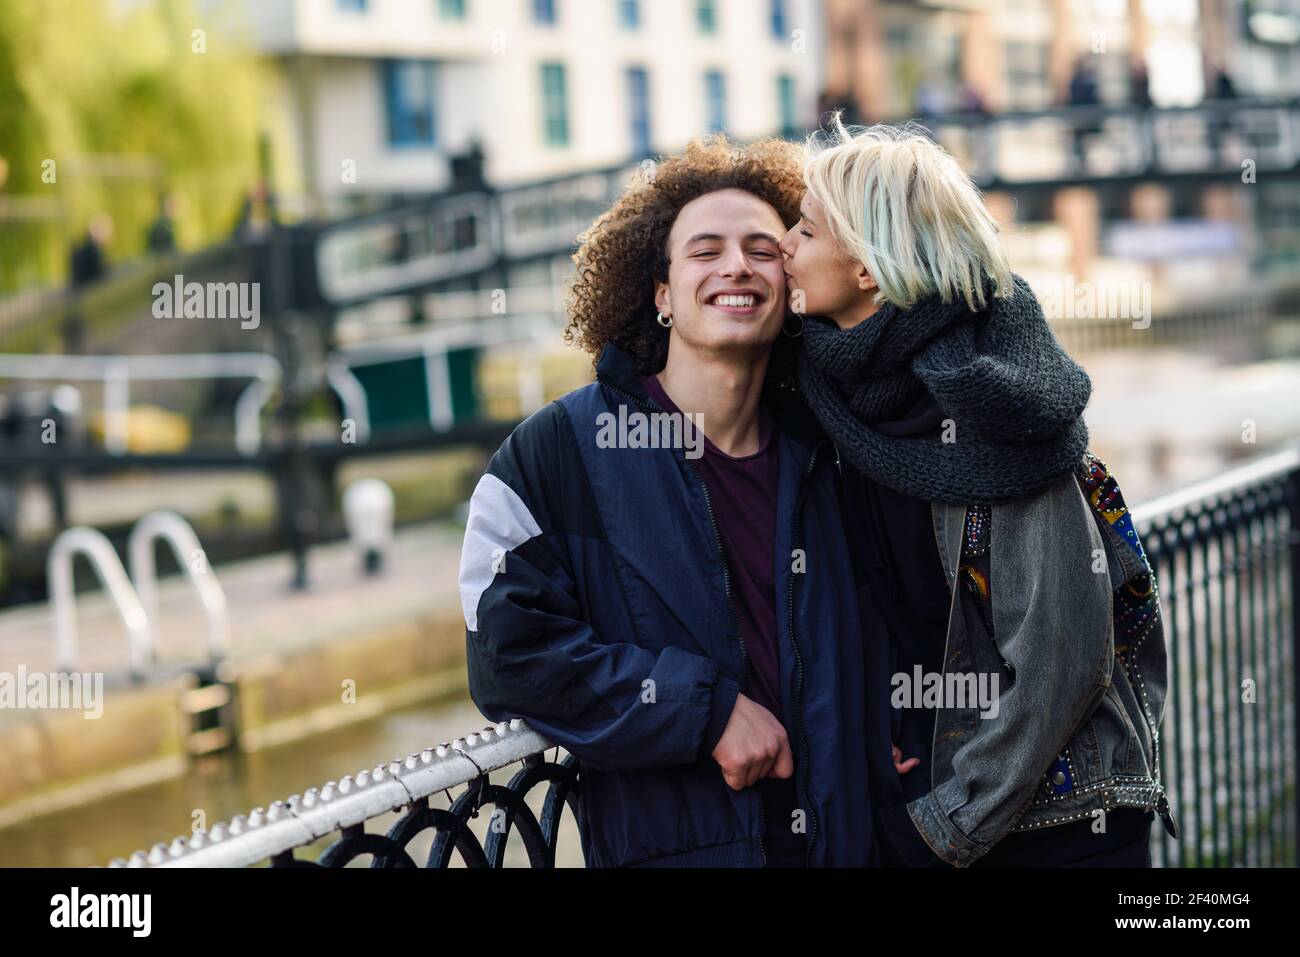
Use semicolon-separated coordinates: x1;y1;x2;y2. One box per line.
654;189;787;358
779;191;869;320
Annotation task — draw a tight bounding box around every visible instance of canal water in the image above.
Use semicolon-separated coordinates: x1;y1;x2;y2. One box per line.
0;693;585;868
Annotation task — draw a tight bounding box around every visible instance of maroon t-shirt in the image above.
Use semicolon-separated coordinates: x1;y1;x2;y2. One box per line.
641;375;804;865
641;374;782;716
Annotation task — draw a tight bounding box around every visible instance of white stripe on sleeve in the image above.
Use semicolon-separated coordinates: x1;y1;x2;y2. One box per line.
459;472;544;632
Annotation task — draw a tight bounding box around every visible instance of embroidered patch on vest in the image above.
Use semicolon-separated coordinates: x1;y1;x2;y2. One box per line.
961;505;991;559
1045;753;1075;796
959;505;993;632
1079;452;1148;566
1076;451;1160;666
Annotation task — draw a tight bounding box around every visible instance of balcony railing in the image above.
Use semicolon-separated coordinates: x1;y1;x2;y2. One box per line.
109;441;1300;868
925;98;1300;189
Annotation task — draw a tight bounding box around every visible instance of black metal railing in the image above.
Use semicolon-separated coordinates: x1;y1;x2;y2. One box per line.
1135;443;1300;867
1046;277;1299;356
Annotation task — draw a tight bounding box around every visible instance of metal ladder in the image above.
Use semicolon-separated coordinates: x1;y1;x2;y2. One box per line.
48;512;235;752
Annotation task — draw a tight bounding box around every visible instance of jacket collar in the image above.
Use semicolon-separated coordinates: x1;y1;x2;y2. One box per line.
595;343;816;431
594;343;823;468
594;343;650;400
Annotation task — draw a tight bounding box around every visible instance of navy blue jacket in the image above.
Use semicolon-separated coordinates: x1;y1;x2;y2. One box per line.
458;344;895;866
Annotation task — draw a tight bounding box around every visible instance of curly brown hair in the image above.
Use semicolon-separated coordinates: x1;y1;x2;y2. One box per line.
564;134;807;375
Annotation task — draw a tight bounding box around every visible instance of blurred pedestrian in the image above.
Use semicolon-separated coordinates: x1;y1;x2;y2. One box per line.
69;213;112;288
449;139;487;192
914;79;947;122
817;89;863;128
232;179;275;242
1210;68;1238;100
958;82;988;116
1067;57;1101;173
146;193;180;254
1130;62;1152;110
1067;57;1099;107
1206;65;1239;163
65;213;113;353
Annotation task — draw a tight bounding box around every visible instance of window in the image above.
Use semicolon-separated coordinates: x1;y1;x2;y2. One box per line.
885;25;910;52
337;0;367;11
1260;181;1300;270
439;0;467;18
541;62;570;146
777;74;797;138
627;67;652;156
704;70;727;133
382;60;437;146
618;0;639;30
1092;48;1128;104
770;0;787;40
533;0;557;25
1003;41;1050;110
696;0;717;34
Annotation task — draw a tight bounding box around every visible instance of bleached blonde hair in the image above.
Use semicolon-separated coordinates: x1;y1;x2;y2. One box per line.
802;115;1013;312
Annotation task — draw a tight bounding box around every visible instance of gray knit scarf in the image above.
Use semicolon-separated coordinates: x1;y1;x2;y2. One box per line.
797;274;1092;505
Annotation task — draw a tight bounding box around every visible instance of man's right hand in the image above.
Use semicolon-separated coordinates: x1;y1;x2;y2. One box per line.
711;693;794;790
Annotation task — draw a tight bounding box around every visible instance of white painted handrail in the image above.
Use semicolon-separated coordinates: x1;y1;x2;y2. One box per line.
328;313;559;439
128;511;230;666
0;352;281;456
48;527;152;679
1131;440;1300;530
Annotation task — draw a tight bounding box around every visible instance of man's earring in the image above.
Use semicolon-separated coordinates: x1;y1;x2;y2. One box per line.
783;314;804;338
657;311;673;328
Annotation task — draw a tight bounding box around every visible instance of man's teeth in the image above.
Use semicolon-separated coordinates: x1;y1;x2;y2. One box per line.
713;295;756;307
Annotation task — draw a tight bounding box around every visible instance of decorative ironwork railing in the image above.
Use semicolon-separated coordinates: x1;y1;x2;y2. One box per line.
108;720;576;868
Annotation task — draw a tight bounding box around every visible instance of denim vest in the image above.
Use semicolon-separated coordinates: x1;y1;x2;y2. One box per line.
906;451;1176;866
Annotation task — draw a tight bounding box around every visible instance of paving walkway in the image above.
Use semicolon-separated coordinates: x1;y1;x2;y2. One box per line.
0;520;469;709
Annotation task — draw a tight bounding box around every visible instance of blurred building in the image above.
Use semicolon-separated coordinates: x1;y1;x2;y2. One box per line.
237;0;1299;301
819;0;1298;293
1211;0;1300;95
821;0;1208;119
246;0;823;214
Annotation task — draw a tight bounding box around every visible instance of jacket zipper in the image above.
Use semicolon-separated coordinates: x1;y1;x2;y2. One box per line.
929;505;965;785
790;441;825;867
596;375;766;864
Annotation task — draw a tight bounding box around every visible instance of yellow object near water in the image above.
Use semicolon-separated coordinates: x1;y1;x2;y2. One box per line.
477;347;593;420
88;405;191;453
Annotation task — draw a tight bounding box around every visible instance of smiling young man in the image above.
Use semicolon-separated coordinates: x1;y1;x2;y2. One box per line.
458;136;899;867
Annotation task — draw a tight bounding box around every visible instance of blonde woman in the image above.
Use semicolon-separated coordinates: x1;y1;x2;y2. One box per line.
779;118;1175;867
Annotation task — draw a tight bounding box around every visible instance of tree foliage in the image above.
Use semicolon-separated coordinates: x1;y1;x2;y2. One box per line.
0;0;264;292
